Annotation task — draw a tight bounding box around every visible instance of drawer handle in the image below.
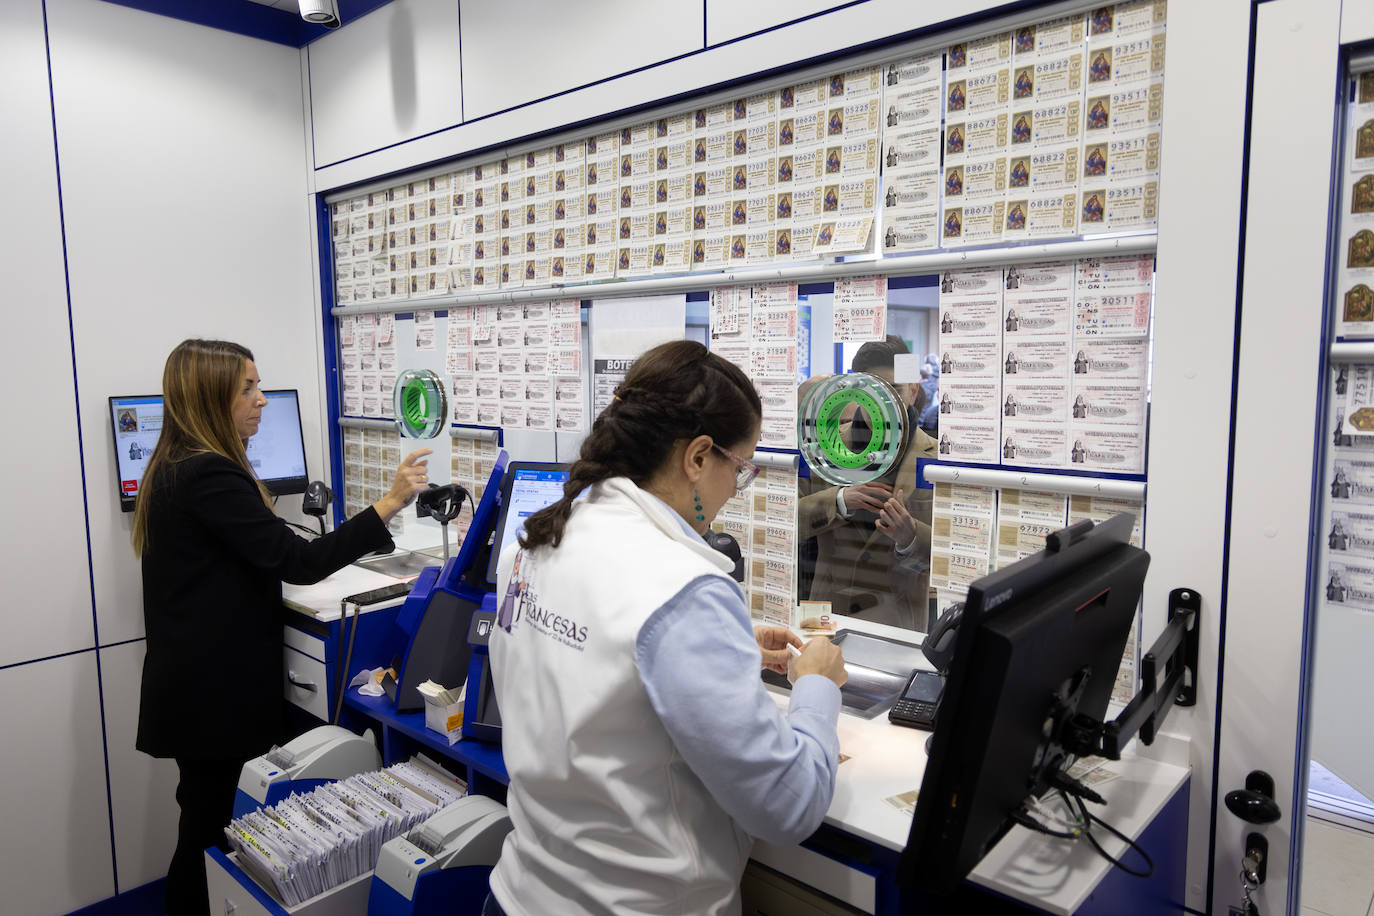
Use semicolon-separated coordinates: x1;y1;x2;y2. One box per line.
287;670;318;692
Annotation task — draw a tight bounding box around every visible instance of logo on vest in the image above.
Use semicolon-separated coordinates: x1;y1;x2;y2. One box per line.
497;551;589;649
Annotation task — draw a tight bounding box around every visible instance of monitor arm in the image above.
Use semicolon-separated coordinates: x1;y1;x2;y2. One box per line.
1062;587;1201;760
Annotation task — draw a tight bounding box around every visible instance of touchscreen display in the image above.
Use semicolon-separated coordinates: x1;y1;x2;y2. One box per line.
903;672;945;704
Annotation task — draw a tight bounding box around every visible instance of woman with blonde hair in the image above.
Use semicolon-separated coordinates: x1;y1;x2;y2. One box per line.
133;339;430;916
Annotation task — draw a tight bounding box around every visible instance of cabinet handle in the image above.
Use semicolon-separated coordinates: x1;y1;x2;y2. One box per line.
287;670;318;692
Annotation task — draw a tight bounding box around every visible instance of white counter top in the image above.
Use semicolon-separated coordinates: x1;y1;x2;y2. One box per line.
282;562;414;621
766;613;1190;916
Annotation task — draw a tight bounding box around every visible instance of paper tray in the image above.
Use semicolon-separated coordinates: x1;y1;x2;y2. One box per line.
761;629;925;718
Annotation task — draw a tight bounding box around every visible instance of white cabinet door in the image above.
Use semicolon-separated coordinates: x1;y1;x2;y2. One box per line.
1219;2;1367;914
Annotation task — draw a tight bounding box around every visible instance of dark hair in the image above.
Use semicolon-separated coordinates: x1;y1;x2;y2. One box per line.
520;340;761;550
132;338;266;555
851;334;910;374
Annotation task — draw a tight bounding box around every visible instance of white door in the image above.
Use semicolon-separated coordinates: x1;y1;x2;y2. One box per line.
1220;1;1374;914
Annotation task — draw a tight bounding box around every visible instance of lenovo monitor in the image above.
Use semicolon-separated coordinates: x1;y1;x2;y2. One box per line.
900;513;1149;895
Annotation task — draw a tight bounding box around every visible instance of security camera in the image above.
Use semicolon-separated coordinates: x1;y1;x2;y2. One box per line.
299;0;340;29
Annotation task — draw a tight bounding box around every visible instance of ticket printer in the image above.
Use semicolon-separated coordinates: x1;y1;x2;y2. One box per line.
369;795;513;916
232;724;380;817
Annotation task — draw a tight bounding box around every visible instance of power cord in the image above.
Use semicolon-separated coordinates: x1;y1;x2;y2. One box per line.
1011;772;1155;880
1070;793;1154;879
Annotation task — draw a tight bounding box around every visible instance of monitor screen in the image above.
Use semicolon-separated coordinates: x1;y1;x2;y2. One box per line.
485;462;572;586
110;395;164;511
249;389;309;496
109;389;308;510
900;513;1149;895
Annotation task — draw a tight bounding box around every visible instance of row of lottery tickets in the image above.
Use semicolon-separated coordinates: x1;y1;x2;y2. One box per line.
936;255;1153;473
930;481;1145;704
327;1;1166;308
339;427;502;539
1322;363;1374;613
1336;71;1374;338
329;62;889;304
932;2;1166;249
713;465;800;626
337;302;589;433
338;314;402;421
445;301;586;432
341;425;407;534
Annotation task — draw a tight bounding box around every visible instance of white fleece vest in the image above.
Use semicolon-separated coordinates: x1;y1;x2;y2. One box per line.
488;477;751;916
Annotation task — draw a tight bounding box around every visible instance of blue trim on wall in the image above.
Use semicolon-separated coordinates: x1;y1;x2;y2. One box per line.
97;0;394;48
41;0;121;895
68;877;165;916
1290;53;1357;898
1;644;103;674
1205;1;1262;907
317;195;347;524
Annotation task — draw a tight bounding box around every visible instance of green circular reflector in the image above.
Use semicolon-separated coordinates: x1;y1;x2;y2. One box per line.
393;369;448;439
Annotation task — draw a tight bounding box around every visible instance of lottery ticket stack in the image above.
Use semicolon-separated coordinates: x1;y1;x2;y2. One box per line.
224;759;467;907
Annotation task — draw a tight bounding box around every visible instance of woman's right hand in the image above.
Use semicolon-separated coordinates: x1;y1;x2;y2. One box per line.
373;449;433;522
789;636;848;688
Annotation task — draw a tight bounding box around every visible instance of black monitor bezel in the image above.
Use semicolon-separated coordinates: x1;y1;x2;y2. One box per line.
109;393;162;513
484;460;571;586
900;513;1148;895
256;389;310;497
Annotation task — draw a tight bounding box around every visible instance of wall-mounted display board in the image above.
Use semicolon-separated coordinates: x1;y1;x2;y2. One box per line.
325;1;1164;653
326;1;1165;310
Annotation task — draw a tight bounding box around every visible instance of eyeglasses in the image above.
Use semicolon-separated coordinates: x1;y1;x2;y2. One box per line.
712;443;761;493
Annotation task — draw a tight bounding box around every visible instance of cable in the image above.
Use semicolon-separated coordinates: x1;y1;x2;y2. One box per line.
1071;794;1155;879
1011;808;1081;840
285;521;321;538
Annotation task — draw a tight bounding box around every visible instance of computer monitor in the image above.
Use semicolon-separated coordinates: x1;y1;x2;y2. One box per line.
484;461;572;586
250;389;309;497
900;513;1149;895
109;388;309;510
109;394;164;512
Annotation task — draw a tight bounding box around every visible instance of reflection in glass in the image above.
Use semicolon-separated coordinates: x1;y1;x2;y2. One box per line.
796;337;937;632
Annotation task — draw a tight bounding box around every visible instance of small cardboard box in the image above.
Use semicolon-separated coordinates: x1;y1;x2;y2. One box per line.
417;680;465;745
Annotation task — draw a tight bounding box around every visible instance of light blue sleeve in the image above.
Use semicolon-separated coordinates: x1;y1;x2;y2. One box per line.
635;575;842;845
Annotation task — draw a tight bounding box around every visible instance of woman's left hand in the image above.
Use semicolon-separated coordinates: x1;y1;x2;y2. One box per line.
755;626;803;675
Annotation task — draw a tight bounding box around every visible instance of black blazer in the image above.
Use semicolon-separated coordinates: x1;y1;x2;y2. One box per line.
137;452;394;760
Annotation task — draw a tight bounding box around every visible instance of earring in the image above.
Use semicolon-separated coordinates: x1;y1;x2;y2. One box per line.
693;487;705;522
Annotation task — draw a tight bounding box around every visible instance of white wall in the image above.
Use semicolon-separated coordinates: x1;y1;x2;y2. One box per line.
0;0;93;674
309;0;1022;191
308;0;462;168
0;0;320;910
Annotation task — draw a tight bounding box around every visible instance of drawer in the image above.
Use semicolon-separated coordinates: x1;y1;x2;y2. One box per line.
208;849;375;916
284;625;328;662
283;647;330;722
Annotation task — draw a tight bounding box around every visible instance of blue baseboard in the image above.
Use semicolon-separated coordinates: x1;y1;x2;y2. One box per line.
69;879;164;916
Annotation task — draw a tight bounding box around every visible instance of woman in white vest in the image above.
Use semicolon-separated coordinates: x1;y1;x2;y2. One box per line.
488;340;848;916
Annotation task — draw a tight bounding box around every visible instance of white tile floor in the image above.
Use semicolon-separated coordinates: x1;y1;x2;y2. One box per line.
1301;761;1374;915
1300;818;1374;915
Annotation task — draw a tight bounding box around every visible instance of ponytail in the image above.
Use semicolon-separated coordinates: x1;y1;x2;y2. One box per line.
519;340;761;550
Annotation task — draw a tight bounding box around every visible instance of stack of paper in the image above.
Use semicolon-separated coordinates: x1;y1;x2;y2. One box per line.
224;759;466;907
